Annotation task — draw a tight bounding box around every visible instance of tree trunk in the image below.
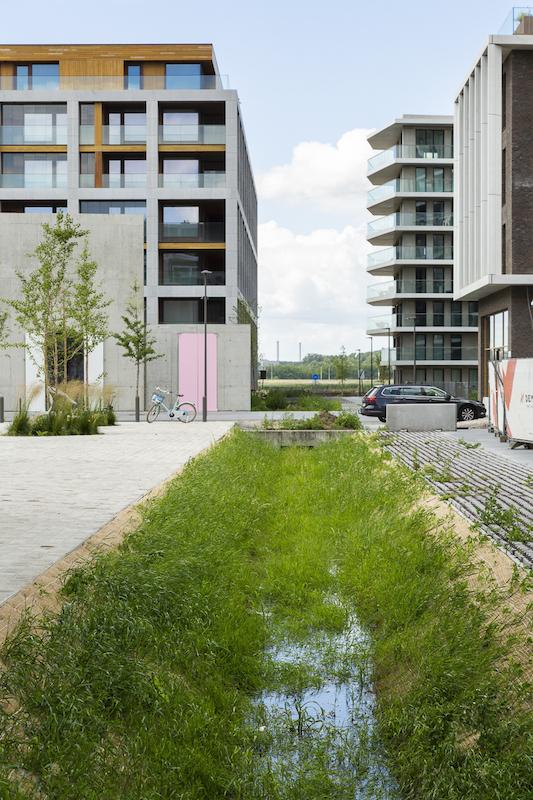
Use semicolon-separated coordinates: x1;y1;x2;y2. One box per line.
84;342;89;408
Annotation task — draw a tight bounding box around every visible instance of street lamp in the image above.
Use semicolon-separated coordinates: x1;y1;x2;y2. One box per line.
201;269;212;422
368;336;373;389
356;349;361;397
386;326;391;384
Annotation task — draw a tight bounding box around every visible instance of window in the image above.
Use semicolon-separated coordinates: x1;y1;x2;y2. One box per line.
159;251;225;286
423;386;447;397
432;201;445;225
80;103;94;144
161;158;199;188
0;103;66;145
415;300;426;327
381;387;401;396
415;128;444;158
468;302;478;327
451;301;463;327
23;203;67;213
415;334;426;360
433;301;445;327
162;110;199;143
415;267;426;293
450;335;462;361
433;333;444;359
125;64;142;90
433;267;445;293
415;234;426;259
415;168;426;192
80;200;146;216
433;168;444;192
104;156;146;188
104;109;146;144
1;153;66;188
488;309;509;360
400;386;424;396
161;205;200;239
415;201;426;225
502;224;506;273
16;63;59;90
432;368;444;386
79;153;95;188
451;367;462;382
415;369;427;384
165;63;203;90
158;297;225;324
432;234;445;259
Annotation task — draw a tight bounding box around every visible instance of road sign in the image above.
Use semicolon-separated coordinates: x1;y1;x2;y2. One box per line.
311;373;319;381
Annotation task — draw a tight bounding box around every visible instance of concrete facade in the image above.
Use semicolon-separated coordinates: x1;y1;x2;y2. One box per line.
366;116;479;396
0;213;143;411
386;403;456;432
0;44;257;411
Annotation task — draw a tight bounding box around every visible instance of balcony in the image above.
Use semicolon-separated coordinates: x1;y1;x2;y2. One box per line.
390;346;479;365
159;221;225;243
499;8;533;34
367;244;454;275
79;173;147;188
367;278;454;305
367;211;454;244
159;269;225;286
367;143;453;182
159;124;226;145
367;178;454;215
0;172;67;189
367;313;477;334
0;74;229;91
0;124;67;145
158;172;225;189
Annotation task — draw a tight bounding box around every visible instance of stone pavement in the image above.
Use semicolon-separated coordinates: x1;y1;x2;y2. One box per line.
0;422;233;605
383;430;533;568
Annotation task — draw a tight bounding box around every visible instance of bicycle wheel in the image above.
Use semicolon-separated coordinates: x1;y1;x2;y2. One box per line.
146;404;161;423
177;402;197;423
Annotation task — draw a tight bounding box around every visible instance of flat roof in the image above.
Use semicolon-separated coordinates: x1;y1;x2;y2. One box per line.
367;115;453;150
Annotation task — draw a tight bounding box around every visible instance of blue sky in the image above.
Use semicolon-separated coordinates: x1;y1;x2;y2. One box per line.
0;0;518;359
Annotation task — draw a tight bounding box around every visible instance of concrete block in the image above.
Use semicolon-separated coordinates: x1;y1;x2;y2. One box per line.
386;404;457;432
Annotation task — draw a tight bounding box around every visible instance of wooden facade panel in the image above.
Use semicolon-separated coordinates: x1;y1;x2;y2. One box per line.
159;144;225;153
0;44;214;62
60;59;124;90
158;242;225;250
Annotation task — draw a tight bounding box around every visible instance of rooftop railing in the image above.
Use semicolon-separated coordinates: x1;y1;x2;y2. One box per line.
0;75;229;91
499;8;533;34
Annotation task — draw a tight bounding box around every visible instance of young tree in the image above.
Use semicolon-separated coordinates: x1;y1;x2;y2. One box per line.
334;345;349;390
70;239;111;405
114;281;161;419
1;213;86;405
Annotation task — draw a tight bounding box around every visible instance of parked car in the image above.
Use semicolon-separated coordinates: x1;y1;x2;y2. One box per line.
360;385;486;423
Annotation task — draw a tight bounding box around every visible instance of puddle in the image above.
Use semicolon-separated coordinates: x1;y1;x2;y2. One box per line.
254;606;399;798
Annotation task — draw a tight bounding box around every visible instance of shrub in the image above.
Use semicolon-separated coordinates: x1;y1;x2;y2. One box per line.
8;407;31;436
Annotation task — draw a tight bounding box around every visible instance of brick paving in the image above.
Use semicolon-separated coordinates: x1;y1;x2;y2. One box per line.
382;430;533;568
0;422;233;605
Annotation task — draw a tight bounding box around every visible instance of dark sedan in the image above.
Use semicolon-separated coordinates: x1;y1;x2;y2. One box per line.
360;384;486;423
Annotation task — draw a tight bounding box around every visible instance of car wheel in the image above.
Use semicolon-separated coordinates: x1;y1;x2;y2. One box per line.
378;415;386;422
458;405;476;422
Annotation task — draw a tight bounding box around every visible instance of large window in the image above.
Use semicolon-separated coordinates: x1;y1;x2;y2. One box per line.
1;153;66;188
432;234;445;259
161;110;199;143
415;300;426;327
468;302;478;327
165;64;203;90
125;64;142;90
433;334;444;360
158;297;225;324
159;251;225;286
104;109;146;144
15;63;59;90
415;334;426;360
415;267;426;293
0;103;66;144
415;233;426;258
415;128;445;158
433;301;445;327
450;335;462;361
103;156;146;188
451;301;463;327
488;309;509;360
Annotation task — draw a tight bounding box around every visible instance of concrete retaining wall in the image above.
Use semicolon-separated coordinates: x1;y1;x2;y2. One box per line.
386;403;457;432
246;429;357;447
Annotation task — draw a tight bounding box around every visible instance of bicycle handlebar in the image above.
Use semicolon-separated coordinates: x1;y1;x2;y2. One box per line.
154;386;171;394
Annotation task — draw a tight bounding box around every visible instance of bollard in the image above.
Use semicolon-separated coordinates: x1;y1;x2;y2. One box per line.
135;395;140;422
0;396;4;423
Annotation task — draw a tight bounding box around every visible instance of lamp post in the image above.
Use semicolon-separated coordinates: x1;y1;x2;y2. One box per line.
368;336;373;390
201;269;212;421
357;349;361;397
386;327;391;384
413;317;417;384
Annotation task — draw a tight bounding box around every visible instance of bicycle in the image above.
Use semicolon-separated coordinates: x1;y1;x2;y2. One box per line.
146;387;197;423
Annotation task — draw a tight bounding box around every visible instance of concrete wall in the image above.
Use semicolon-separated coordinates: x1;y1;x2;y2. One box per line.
147;323;251;410
386;403;456;431
0;213;143;411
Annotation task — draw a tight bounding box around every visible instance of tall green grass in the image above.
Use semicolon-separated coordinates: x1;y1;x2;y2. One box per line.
0;433;530;799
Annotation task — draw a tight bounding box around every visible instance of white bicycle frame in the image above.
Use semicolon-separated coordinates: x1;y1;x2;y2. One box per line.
151;387;190;419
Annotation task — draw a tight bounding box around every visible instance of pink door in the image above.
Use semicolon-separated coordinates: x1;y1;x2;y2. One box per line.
178;333;218;411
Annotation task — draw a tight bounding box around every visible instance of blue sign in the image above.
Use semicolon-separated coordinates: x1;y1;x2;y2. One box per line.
311;373;320;381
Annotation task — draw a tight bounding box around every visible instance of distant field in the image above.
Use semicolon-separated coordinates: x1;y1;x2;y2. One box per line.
261;379;374;394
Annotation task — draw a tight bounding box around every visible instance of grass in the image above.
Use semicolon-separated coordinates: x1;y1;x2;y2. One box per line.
7;405;116;436
251;387;341;411
0;433;531;799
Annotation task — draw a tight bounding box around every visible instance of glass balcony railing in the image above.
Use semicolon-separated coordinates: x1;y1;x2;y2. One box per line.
79;173;147;188
160;269;225;286
0;74;229;91
158;172;225;188
499;7;533;34
367;279;454;301
367;179;454;205
159;221;225;242
368;314;475;332
103;125;147;144
367;212;454;237
0;125;67;145
392;346;479;362
158;124;226;144
368;245;453;267
367;314;394;332
0;172;67;188
368;144;454;173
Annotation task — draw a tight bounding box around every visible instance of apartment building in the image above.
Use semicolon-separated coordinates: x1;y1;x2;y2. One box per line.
366;115;479;395
455;9;533;396
0;44;257;410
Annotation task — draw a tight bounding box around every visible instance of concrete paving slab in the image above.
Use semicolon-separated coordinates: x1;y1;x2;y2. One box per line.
0;421;233;605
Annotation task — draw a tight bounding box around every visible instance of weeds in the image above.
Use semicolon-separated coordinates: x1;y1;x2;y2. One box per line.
478;490;532;543
261;410;361;430
0;434;531;798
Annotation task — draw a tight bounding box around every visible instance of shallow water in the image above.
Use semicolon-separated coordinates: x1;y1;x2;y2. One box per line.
255;611;399;798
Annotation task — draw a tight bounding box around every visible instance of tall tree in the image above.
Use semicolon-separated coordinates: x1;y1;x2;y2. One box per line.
70;239;111;405
1;213;86;405
114;281;161;419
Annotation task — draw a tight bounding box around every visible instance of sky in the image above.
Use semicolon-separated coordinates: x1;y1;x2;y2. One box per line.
0;0;518;360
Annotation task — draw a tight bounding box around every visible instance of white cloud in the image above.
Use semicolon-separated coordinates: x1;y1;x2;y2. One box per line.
258;220;371;360
257;128;373;213
256;128;376;360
